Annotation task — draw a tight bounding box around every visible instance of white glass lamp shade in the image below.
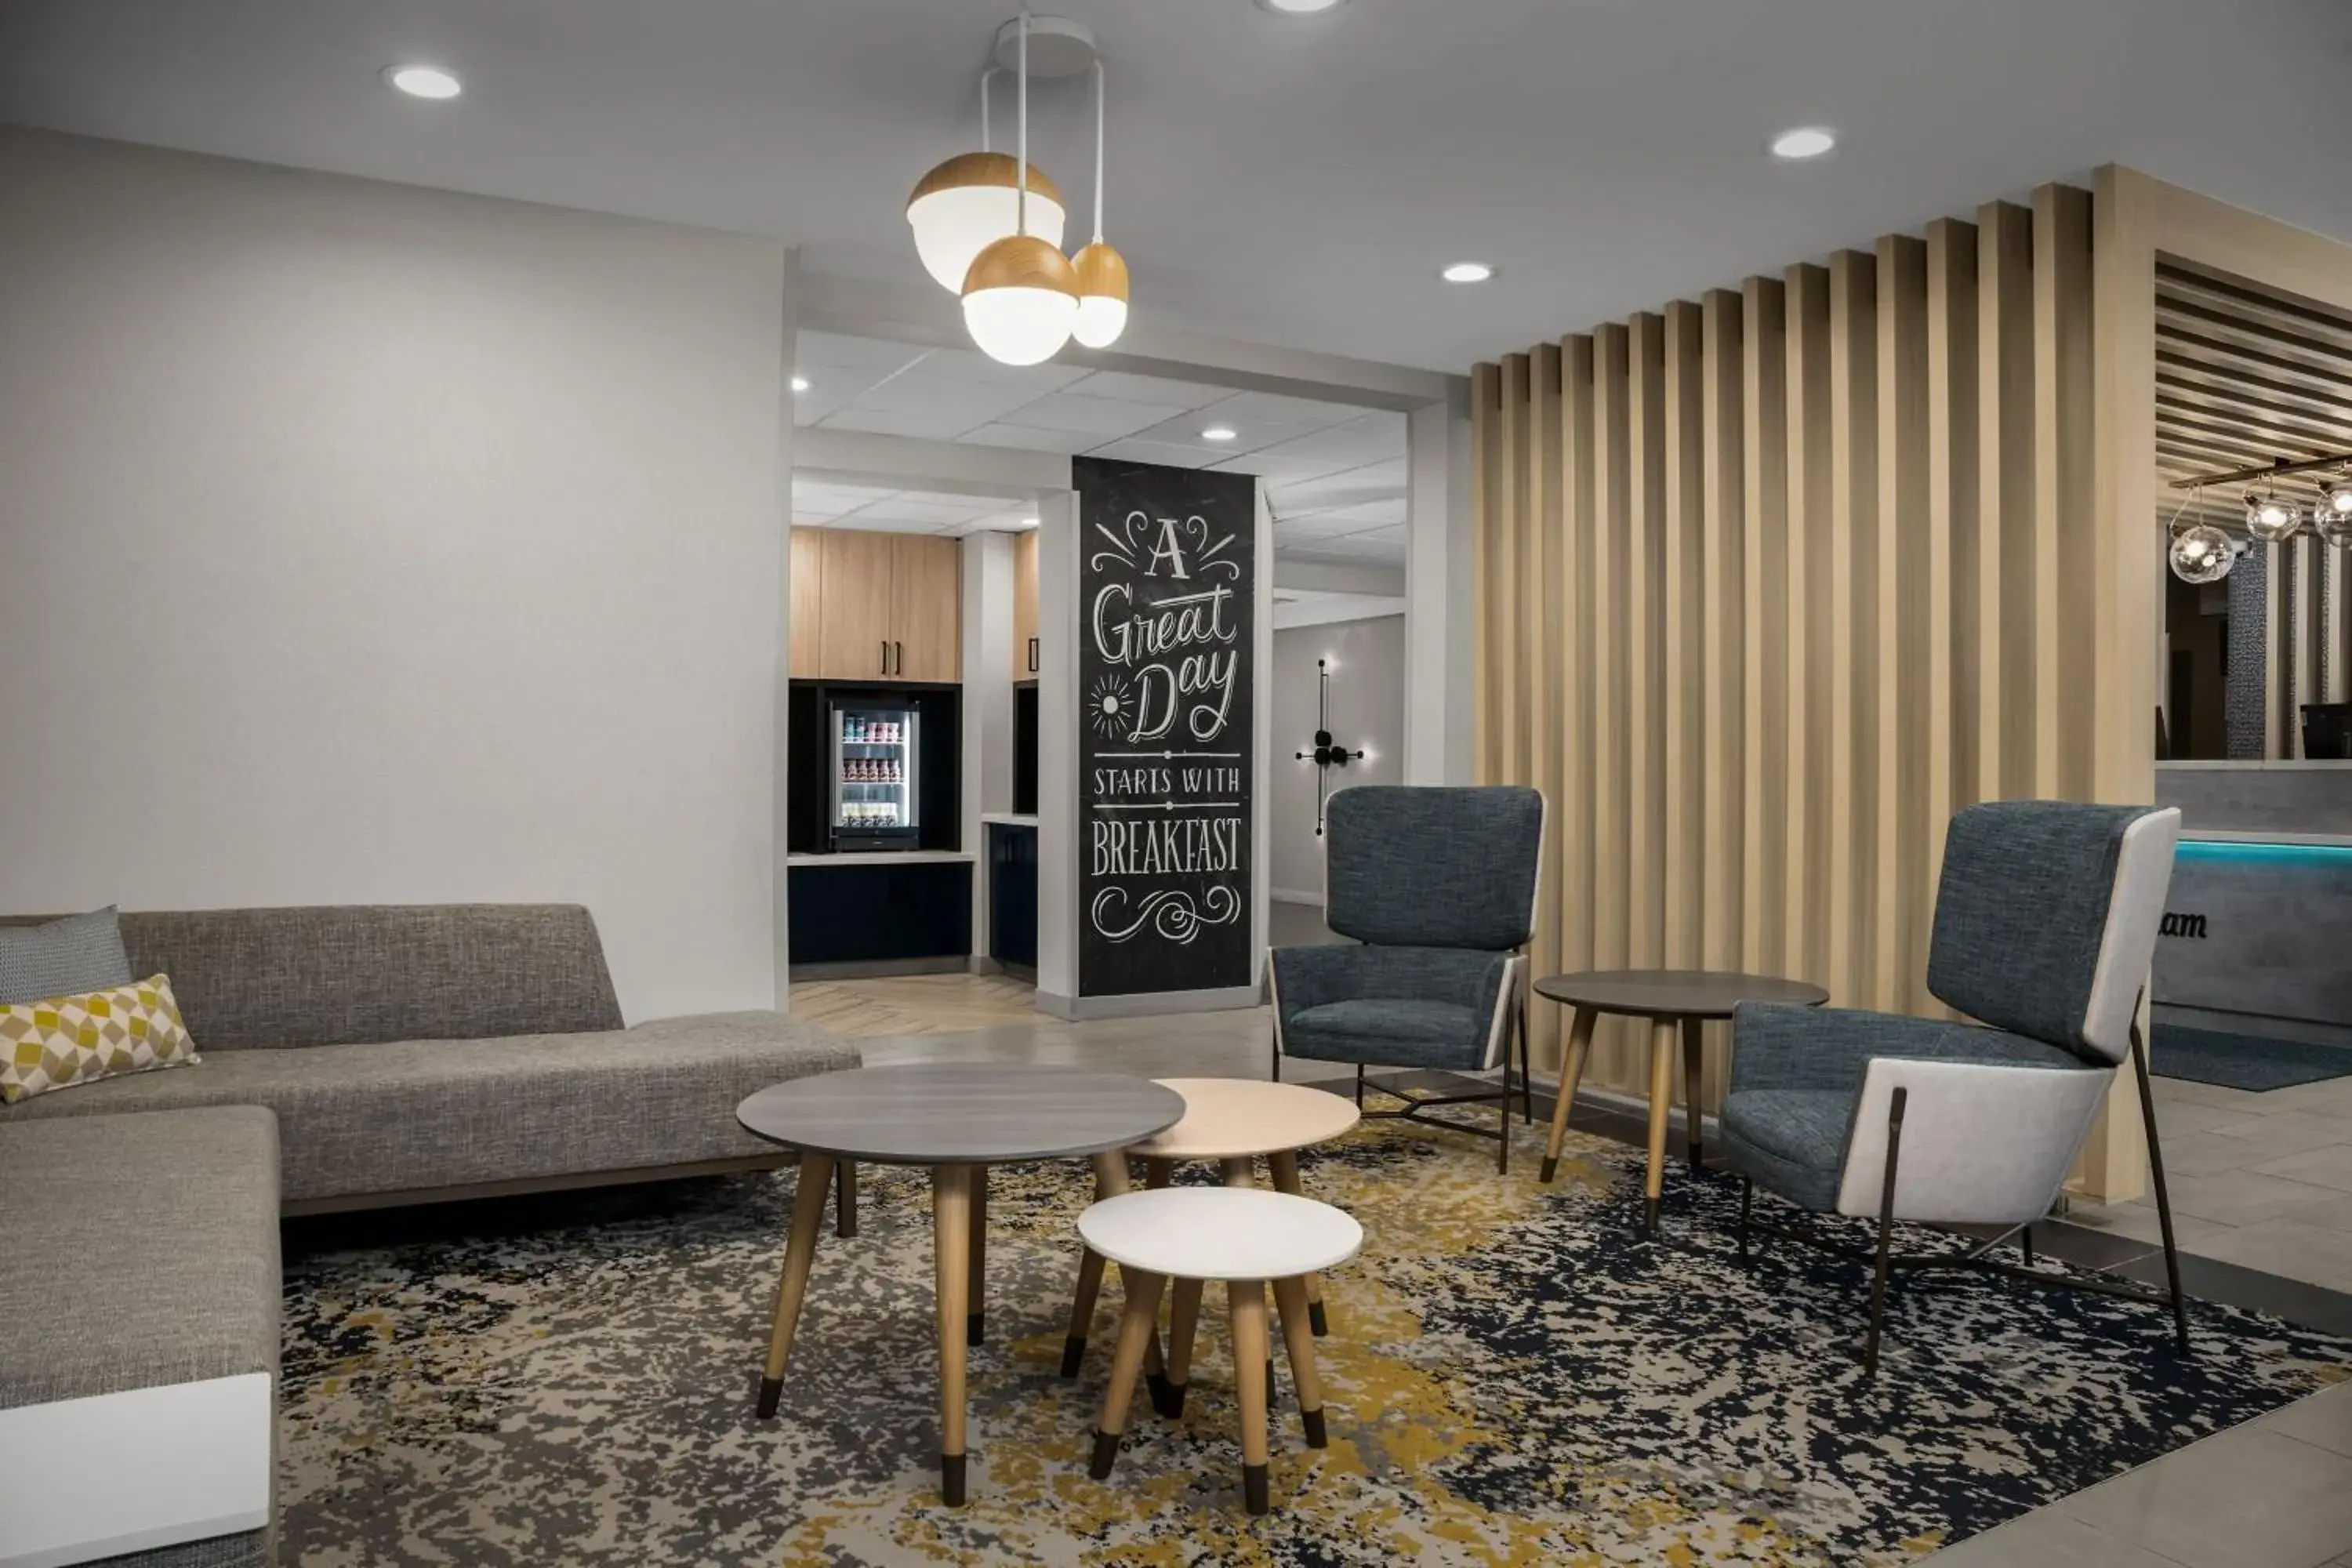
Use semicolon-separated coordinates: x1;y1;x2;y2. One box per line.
2247;491;2302;543
2169;524;2234;584
1070;241;1130;349
2327;476;2352;518
906;153;1067;294
961;234;1080;365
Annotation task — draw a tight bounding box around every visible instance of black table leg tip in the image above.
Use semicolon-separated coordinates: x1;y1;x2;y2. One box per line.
940;1453;967;1507
967;1312;985;1347
1146;1370;1177;1418
756;1377;782;1419
1308;1301;1329;1338
1642;1196;1661;1236
1243;1463;1270;1516
1538;1156;1558;1185
1087;1429;1120;1480
1059;1336;1086;1378
1301;1407;1327;1449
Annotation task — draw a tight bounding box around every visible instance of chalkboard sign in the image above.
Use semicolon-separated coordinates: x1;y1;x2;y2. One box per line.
1074;456;1258;997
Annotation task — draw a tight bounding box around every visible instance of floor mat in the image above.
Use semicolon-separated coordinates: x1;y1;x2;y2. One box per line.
2151;1022;2352;1091
278;1118;2352;1566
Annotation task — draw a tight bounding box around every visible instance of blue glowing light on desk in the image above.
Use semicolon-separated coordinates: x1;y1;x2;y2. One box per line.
2177;838;2352;868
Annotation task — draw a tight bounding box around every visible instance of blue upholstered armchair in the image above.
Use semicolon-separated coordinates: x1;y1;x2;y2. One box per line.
1721;800;2187;1376
1269;786;1544;1173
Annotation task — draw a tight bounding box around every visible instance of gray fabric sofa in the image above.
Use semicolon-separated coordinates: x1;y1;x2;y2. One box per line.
0;903;859;1209
0;903;856;1567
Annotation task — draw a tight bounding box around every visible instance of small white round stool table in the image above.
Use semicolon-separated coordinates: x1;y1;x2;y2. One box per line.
1079;1187;1363;1516
1060;1077;1359;1419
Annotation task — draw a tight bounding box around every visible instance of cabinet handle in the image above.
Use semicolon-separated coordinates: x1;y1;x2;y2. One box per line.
1028;637;1039;673
880;641;889;675
895;641;903;677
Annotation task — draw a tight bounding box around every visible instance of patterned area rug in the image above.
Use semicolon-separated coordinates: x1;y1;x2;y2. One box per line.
280;1118;2352;1566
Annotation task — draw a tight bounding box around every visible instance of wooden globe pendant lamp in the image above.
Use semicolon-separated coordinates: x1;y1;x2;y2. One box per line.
906;14;1129;365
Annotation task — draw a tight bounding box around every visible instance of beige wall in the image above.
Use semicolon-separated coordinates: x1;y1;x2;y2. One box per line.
0;129;793;1018
1472;184;2151;1169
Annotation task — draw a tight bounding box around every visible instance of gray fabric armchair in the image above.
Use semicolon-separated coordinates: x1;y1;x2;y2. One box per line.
1720;800;2187;1377
1269;786;1544;1172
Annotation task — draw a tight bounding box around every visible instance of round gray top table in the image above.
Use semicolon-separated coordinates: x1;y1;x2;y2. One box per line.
1533;969;1830;1233
736;1064;1184;1506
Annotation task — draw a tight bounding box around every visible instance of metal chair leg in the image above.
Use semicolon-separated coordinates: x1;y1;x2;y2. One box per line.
1863;1087;1907;1380
1517;1000;1534;1126
1355;1065;1365;1110
2132;1022;2192;1355
1737;1177;1753;1264
1496;1041;1512;1175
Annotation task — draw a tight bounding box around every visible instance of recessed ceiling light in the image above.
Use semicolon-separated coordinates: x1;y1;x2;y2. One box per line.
790;376;811;393
1201;425;1239;442
1440;262;1494;284
1258;0;1346;13
1769;126;1837;160
385;64;463;100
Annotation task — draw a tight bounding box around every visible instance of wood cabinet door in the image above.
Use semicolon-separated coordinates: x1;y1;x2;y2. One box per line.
890;534;963;683
1011;529;1040;679
788;528;825;678
818;529;896;681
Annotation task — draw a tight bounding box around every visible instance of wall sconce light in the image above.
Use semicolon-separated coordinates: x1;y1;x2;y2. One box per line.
1295;657;1365;837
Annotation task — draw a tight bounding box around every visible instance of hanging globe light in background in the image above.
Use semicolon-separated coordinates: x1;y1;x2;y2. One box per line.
2246;487;2302;543
2170;523;2235;584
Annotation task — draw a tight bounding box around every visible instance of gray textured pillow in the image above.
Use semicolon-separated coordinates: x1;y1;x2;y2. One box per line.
0;906;136;1005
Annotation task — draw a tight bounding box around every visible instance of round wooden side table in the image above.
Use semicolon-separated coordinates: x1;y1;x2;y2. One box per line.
1532;970;1829;1234
736;1064;1184;1506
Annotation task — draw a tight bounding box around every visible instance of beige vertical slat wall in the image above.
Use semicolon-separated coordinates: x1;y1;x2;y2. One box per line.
1472;183;2111;1108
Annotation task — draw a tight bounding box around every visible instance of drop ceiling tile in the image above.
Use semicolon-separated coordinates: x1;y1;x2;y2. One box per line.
1351;524;1409;545
850;377;1039;428
1316;499;1409;526
1199;390;1366;432
797;331;931;373
832;512;949;534
1060;370;1233;409
1250;411;1409;466
1001;392;1191;438
960;423;1101;455
818;407;978;440
1083;438;1233;468
851;499;995;527
909;347;1088;390
792;512;842;527
1212;451;1352;481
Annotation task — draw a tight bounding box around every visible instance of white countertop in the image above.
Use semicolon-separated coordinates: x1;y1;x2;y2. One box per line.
981;812;1039;827
787;850;976;866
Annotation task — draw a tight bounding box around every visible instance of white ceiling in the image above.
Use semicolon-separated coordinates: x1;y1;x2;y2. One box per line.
799;331;1410;563
791;479;1033;536
7;2;2352;372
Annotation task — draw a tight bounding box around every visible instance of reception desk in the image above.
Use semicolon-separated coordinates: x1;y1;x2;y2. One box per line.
2154;763;2352;1036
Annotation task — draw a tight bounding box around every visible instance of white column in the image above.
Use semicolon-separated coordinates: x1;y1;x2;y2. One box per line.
1405;383;1475;785
963;530;1015;962
1036;488;1080;1006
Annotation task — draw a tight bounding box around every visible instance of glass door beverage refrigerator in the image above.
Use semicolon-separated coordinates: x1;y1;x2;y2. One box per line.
829;699;921;851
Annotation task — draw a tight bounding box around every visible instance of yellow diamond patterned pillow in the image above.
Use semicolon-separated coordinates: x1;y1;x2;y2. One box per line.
0;974;199;1105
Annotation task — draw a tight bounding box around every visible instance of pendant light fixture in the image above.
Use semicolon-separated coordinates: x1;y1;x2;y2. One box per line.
2167;486;2234;585
2318;469;2352;547
1069;60;1130;348
2246;481;2303;543
906;67;1067;295
960;15;1080;365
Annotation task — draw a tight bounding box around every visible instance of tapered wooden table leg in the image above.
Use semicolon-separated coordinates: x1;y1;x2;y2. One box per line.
757;1151;833;1418
1643;1017;1675;1234
1161;1277;1203;1418
1272;1276;1327;1449
1221;1160;1276;1408
1681;1019;1706;1173
834;1158;858;1238
967;1165;989;1346
1229;1279;1273;1515
1267;1151;1330;1336
1062;1152;1123;1377
1087;1268;1167;1480
932;1163;973;1505
1540;1006;1598;1184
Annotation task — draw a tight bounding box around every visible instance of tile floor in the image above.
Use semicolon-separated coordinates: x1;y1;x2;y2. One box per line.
793;971;2352;1566
2068;1073;2352;1296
